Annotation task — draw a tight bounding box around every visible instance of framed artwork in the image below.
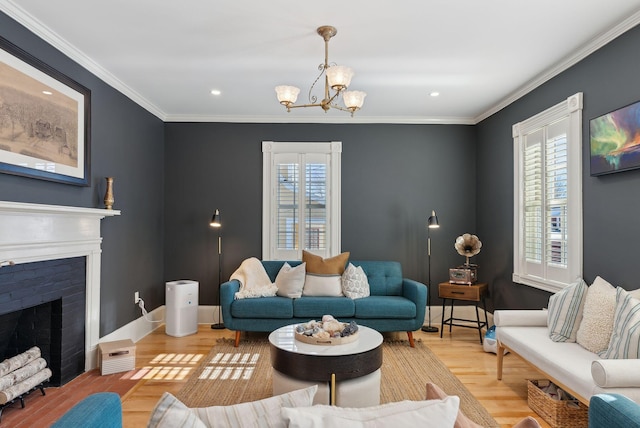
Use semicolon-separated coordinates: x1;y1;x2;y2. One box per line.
0;35;90;186
590;100;640;176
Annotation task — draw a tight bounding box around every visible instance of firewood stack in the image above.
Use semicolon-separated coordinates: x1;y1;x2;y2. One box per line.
0;347;51;416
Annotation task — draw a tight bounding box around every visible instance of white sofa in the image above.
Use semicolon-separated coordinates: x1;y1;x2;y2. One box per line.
495;309;640;405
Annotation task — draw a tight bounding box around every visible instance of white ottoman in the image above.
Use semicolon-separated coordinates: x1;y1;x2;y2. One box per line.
272;368;381;407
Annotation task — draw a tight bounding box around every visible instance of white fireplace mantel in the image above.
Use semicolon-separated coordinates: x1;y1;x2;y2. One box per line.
0;201;120;370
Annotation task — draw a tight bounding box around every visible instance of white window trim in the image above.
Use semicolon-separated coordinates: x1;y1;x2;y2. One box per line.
512;93;583;293
262;141;342;260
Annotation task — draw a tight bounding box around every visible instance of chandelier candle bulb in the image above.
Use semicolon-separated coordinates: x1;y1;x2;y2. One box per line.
326;66;354;90
343;91;367;112
275;85;300;107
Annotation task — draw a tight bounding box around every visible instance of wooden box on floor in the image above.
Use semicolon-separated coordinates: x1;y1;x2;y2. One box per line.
98;339;136;375
527;379;588;428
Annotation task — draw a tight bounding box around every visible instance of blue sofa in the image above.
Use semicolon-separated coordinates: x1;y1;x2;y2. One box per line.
589;393;640;428
220;260;427;347
51;392;122;427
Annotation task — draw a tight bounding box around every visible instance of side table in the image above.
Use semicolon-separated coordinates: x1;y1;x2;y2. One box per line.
439;282;488;344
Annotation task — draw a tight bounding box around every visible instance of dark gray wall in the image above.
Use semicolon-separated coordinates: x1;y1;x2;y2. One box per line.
6;8;640;329
164;123;477;305
476;24;640;310
0;12;166;335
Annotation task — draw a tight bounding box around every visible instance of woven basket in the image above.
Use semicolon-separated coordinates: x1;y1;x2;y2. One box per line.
527;379;588;428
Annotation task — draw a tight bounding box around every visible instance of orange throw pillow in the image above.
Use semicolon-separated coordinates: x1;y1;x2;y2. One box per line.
302;251;350;275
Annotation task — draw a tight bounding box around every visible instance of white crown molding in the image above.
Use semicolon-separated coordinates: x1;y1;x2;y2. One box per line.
0;0;167;120
164;113;477;125
475;9;640;124
3;1;639;126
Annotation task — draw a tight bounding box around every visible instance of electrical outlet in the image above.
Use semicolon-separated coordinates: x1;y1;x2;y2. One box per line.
134;291;140;304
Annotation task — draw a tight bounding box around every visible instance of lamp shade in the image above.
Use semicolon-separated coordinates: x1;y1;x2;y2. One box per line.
343;90;366;110
326;65;353;90
428;210;439;228
210;209;221;228
275;86;300;105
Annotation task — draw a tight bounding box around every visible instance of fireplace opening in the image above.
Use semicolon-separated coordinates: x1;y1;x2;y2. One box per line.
0;300;61;385
0;257;86;386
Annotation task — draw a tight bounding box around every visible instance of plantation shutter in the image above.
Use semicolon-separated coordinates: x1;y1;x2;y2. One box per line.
272;153;328;259
275;154;300;258
522;119;569;281
263;142;341;260
513;93;582;292
523;129;543;267
545;119;568;269
305;160;327;252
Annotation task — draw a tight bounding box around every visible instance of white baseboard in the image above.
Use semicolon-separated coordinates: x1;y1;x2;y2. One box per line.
88;304;493;369
101;304;493;344
87;305;165;369
198;305;220;324
97;305;219;346
101;305;166;344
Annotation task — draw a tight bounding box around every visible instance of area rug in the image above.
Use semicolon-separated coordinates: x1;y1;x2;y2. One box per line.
176;338;498;427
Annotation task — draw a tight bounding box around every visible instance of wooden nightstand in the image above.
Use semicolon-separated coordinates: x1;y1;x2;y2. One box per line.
439;282;488;344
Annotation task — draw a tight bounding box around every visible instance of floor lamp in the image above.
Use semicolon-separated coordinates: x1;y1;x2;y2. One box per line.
210;209;225;329
422;210;440;333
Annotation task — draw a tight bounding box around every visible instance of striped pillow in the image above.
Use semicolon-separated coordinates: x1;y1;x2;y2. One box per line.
602;288;640;359
193;385;317;427
547;278;587;342
149;385;317;428
147;392;206;428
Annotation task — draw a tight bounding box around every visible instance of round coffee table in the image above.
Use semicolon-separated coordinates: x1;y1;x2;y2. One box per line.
268;324;383;406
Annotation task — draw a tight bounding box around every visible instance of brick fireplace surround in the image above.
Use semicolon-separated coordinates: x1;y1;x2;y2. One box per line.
0;201;120;384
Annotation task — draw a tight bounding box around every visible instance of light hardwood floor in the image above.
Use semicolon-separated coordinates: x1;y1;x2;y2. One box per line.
122;324;550;428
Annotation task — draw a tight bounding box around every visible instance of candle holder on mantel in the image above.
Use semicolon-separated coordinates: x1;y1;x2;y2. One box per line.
104;177;115;209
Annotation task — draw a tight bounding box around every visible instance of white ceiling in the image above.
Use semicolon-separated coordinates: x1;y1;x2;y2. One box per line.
2;0;640;124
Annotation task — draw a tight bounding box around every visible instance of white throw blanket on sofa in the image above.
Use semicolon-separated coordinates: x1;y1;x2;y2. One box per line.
230;257;278;299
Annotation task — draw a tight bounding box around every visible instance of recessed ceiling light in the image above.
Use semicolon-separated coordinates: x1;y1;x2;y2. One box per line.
210;89;221;96
42;90;53;95
429;92;440;97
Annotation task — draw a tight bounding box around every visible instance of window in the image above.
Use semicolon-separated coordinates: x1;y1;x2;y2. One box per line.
513;93;583;292
262;141;341;260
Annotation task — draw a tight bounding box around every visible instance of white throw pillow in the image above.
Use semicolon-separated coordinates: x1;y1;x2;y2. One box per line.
547;278;587;342
576;276;617;354
147;392;206;428
602;288;640;359
591;359;640;387
282;397;459;428
342;263;370;299
302;274;344;297
275;262;306;298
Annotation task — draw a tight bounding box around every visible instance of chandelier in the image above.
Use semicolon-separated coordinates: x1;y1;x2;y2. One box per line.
275;26;366;117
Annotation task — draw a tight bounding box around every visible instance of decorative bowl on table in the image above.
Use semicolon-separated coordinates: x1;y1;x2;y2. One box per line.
294;315;359;345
